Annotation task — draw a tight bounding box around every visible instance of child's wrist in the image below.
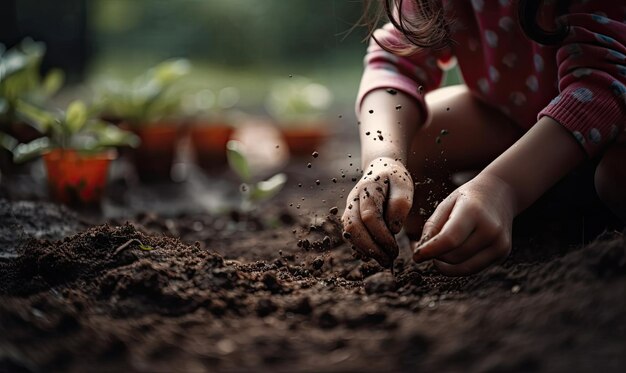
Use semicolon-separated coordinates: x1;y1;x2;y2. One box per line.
475;171;520;216
361;152;407;170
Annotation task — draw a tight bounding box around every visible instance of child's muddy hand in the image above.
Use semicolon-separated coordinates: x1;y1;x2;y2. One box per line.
412;173;515;276
341;157;414;267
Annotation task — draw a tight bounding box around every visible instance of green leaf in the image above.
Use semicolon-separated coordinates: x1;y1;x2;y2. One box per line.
0;132;18;151
66;100;88;133
12;137;51;163
0;51;29;79
152;59;190;85
91;121;141;148
15;100;56;132
226;140;251;182
250;173;287;202
139;244;155;251
42;68;64;96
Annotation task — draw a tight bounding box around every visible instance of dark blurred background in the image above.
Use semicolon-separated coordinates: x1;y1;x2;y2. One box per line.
1;0;368;109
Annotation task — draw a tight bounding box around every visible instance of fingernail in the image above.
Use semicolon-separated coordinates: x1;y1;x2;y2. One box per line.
413;250;426;263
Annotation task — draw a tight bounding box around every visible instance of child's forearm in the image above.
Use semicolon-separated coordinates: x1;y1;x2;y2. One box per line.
481;116;586;215
358;89;423;167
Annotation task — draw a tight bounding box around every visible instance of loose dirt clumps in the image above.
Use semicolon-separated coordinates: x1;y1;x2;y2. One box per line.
1;200;625;372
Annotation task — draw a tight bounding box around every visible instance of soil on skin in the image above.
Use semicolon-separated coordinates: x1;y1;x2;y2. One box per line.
1;199;625;372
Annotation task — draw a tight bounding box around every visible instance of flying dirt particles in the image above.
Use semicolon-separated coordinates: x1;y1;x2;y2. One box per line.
307;163;312;168
369;109;374;114
315;180;321;185
312;151;319;158
395;105;402;111
329;206;339;215
386;88;397;95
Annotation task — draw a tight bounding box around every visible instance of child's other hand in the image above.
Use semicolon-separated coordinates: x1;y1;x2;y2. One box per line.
341;157;414;267
412;174;515;276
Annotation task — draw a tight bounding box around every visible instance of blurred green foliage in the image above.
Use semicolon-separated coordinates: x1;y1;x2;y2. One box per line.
90;0;365;67
0;39;64;125
266;75;333;125
87;0;368;109
94;59;191;125
226;139;287;210
13;100;140;162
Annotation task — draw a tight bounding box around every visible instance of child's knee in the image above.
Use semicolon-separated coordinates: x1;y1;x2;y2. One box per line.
595;146;626;220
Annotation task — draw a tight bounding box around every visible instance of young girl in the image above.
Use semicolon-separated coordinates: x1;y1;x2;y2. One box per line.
341;0;626;276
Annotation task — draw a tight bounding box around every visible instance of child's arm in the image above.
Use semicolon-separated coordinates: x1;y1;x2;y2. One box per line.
414;117;584;276
341;21;450;267
342;89;422;267
414;13;626;275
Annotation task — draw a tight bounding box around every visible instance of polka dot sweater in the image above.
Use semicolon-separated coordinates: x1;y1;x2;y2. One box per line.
357;0;626;157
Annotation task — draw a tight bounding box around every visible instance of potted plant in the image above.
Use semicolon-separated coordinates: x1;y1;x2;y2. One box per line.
0;39;64;174
266;76;333;156
12;100;139;207
182;87;240;172
95;59;190;182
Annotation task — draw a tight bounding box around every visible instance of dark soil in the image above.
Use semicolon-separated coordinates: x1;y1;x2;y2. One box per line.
1;197;625;372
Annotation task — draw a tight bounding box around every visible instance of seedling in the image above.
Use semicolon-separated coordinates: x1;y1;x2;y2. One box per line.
0;39;64;123
11;100;139;162
226;140;287;211
0;39;64;151
113;239;154;256
265;76;333;126
94;59;190;126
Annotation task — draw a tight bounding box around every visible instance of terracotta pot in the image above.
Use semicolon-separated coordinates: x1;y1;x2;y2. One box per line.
44;149;115;207
281;125;330;156
190;124;233;172
131;124;180;182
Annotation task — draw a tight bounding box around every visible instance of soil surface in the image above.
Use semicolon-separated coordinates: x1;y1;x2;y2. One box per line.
1;132;625;372
1;196;625;372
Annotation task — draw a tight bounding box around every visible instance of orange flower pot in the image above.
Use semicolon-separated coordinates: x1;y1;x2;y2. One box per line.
44;149;115;207
281;125;330;156
131;124;180;182
190;124;234;172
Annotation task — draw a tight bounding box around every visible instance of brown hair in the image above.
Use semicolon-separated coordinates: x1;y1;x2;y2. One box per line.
362;0;570;54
